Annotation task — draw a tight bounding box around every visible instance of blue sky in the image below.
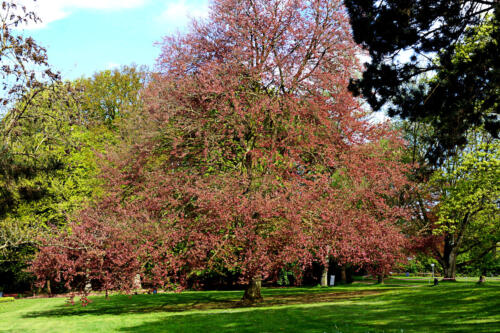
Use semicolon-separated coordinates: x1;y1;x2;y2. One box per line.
23;0;209;79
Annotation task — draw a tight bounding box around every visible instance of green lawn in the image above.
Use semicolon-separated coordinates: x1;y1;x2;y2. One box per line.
1;279;499;332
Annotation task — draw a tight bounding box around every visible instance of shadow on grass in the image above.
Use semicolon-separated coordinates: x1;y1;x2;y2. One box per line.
22;291;240;317
21;288;387;317
117;284;500;333
20;282;500;332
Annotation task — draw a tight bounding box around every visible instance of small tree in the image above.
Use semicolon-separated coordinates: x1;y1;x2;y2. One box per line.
31;202;142;304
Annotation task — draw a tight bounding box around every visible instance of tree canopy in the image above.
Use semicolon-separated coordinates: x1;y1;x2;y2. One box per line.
345;0;499;163
402;121;499;280
32;0;410;303
429;130;498;279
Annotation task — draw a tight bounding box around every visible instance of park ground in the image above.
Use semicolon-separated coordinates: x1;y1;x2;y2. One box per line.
0;277;499;332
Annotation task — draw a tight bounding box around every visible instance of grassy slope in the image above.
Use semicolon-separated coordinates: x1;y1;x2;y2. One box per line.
0;279;499;332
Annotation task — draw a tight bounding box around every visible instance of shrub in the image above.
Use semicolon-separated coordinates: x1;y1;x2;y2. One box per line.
0;297;15;303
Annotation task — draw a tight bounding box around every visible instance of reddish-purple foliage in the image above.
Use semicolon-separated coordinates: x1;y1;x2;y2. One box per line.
32;0;411;300
31;202;142;303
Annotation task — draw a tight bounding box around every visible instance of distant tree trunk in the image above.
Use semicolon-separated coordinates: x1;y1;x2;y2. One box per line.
442;235;458;281
320;262;329;287
46;280;52;296
242;277;263;304
341;266;347;284
377;274;384;284
346;267;353;284
84;279;92;293
133;274;142;289
442;255;457;281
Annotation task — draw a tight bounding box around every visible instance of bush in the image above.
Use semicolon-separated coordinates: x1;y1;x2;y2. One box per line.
0;297;15;303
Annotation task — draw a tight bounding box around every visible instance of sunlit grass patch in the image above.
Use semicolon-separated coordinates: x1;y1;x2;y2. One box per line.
0;280;498;332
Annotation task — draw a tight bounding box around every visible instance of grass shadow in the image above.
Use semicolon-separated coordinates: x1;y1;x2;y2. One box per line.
117;284;500;332
18;281;499;332
21;287;387;318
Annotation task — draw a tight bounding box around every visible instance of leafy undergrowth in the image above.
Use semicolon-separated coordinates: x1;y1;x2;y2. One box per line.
0;279;499;332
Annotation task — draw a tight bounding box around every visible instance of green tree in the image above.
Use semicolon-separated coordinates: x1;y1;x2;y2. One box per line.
74;66;145;125
0;67;146;292
0;83;113;253
403;123;499;280
345;1;499;163
389;15;500;279
429;132;499;279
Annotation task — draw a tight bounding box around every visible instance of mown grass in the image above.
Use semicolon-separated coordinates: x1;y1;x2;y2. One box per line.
0;278;498;332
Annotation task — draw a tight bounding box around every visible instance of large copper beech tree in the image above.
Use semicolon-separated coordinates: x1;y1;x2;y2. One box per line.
32;0;410;303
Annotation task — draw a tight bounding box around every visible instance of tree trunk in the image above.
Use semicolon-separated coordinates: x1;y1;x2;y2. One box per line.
241;277;263;304
442;236;458;281
442;256;457;281
340;266;347;284
46;280;52;296
377;274;384;284
133;274;142;289
320;263;329;287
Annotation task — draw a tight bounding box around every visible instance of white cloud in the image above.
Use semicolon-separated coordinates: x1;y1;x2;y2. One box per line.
157;0;209;27
105;62;120;70
18;0;148;29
